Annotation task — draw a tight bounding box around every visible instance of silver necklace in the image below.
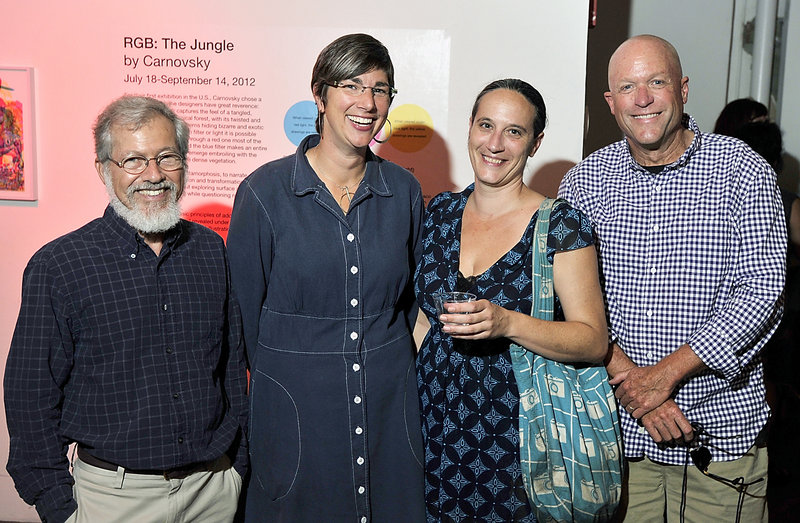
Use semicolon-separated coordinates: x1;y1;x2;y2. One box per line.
318;173;364;214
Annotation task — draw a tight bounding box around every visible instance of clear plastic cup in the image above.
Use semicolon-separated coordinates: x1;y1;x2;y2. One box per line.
434;291;476;324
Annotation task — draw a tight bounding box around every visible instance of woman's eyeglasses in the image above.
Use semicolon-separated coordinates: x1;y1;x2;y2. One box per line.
326;81;397;101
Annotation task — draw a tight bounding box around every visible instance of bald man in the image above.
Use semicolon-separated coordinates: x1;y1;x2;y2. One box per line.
559;35;783;522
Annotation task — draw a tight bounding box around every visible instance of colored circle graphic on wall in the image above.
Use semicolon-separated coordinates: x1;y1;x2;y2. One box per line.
284;100;318;145
385;104;434;153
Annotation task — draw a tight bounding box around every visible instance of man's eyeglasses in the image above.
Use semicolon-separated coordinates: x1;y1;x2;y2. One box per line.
680;424;764;523
107;153;184;175
690;446;763;491
327;81;397;100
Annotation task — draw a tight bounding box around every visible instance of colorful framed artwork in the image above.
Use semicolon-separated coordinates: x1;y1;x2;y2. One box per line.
0;66;36;201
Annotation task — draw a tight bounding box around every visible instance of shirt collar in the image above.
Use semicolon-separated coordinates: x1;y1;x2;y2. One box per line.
625;114;702;176
291;134;393;198
102;205;185;255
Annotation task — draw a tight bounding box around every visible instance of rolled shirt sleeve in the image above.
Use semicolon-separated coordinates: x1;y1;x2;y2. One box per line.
687;156;786;380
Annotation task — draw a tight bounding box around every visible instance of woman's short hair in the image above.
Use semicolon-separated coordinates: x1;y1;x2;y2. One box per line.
311;33;395;134
714;98;768;136
734;120;783;173
93;95;189;163
471;78;547;137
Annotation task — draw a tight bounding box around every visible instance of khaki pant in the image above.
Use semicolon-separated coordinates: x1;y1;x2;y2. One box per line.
66;454;242;523
615;444;768;522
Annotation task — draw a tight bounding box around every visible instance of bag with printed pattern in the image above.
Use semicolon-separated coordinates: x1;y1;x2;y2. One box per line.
509;197;623;522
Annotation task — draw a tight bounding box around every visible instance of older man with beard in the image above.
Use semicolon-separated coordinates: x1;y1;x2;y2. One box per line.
4;96;248;523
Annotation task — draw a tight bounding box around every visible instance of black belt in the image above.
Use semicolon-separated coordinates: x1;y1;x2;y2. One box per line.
77;446;210;480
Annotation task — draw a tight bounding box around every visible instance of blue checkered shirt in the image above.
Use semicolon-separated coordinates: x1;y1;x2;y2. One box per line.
4;207;249;523
558;116;785;465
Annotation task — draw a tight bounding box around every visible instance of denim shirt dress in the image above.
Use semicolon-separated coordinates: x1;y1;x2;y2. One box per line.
227;134;426;522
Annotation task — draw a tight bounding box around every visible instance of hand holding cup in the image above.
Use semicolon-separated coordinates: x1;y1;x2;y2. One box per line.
434;292;476;326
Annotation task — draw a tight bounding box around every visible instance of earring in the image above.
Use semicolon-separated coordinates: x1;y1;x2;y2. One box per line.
373;119;393;144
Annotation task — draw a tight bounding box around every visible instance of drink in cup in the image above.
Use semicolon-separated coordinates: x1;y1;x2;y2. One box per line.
434;291;477;325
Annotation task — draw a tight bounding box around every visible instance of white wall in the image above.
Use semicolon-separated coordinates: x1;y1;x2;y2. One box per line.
778;0;800;191
628;0;737;132
631;0;800;191
0;1;591;520
583;0;737;154
626;0;800;187
585;0;800;186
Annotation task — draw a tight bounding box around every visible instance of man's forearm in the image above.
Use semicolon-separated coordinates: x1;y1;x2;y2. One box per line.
605;342;637;378
653;343;707;390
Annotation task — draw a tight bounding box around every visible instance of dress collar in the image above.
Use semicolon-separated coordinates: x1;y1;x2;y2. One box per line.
291;134;392;198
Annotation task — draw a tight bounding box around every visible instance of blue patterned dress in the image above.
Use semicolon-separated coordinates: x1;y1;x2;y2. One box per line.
415;187;594;522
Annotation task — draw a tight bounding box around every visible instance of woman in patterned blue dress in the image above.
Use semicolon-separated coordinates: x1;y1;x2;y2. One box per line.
415;79;608;522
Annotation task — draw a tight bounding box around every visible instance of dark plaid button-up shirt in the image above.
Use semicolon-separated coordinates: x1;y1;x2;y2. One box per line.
5;206;248;523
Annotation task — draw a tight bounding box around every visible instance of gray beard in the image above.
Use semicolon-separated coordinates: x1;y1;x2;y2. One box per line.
103;171;182;234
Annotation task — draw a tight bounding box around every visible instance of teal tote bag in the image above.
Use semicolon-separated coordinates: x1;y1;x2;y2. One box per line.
509;198;623;522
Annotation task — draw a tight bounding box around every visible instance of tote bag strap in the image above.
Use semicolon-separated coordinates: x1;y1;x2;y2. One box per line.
531;198;562;321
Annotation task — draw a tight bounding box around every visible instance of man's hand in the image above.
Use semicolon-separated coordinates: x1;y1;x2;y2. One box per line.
610;364;675;419
638;399;695;444
609;343;705;419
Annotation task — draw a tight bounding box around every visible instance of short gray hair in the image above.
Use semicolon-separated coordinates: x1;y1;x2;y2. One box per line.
93;95;189;162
